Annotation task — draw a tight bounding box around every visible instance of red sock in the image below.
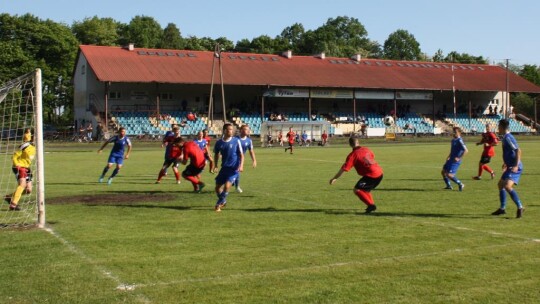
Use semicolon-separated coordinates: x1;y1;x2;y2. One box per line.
482;164;493;174
174;170;180;181
354;189;374;206
477;164;483;177
184;175;199;189
157;170;165;181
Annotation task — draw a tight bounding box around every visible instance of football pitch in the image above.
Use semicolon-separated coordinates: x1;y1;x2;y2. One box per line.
1;138;539;303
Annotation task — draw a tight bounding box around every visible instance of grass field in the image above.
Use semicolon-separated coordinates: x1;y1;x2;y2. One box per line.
1;138;539;303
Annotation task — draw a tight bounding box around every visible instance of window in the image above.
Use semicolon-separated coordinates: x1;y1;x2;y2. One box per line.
160;93;173;100
81;65;86;75
109;91;122;99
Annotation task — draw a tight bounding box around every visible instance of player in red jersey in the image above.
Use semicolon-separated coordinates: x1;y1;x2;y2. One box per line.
284;127;295;154
202;129;211;148
180;138;214;192
155;137;183;184
329;137;384;213
472;123;498;180
277;131;284;146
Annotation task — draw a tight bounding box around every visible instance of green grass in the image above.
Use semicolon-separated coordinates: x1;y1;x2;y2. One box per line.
1;139;539;303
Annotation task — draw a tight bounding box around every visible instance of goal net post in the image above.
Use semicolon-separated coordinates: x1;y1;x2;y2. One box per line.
260;121;331;147
0;69;45;228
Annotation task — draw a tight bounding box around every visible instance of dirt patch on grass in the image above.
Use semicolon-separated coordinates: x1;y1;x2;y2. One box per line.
47;193;176;205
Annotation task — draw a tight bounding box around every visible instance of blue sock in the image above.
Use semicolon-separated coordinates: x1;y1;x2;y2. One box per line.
216;191;229;205
499;189;507;209
110;168;119;178
507;189;522;209
450;176;461;185
235;176;240;188
443;177;451;187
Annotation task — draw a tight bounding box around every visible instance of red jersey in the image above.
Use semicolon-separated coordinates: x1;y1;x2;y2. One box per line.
286;131;295;144
204;136;211;147
480;132;498;157
322;133;328;140
167;145;182;160
341;146;383;178
183;141;206;168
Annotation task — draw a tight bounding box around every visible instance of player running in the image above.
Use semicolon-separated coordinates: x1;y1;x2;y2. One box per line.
233;124;257;193
213;124;244;212
284;127;295;154
472;123;498;180
180;137;214;192
329;136;384;214
155;137;183;184
441;127;467;191
491;119;525;218
98;127;132;185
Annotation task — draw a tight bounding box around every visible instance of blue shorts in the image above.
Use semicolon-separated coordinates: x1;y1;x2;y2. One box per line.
215;167;239;185
501;167;522;185
443;161;461;174
108;154;124;165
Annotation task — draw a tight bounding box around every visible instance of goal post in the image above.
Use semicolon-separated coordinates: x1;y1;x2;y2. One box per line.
260;121;331;147
0;69;45;228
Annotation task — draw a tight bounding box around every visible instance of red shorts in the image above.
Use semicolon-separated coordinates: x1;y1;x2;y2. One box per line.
12;167;32;182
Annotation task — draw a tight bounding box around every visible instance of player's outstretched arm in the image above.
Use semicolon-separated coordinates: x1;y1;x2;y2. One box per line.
98;141;109;153
329;169;346;185
125;144;132;160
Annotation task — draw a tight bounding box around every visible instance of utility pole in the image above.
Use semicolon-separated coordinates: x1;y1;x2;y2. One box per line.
505;59;510;118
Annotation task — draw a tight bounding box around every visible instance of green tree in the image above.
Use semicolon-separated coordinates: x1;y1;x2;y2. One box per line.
383;29;421;60
71;16;120;46
278;23;305;53
214;37;234;51
235;38;253;52
125;15;163;48
519;64;540;86
444;51;487;64
433;49;445;62
511;93;535;117
160;23;184;49
250;35;276;54
300;16;370;57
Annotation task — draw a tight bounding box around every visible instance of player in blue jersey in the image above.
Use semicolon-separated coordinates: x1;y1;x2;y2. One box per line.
212;123;244;212
98;127;132;185
492;119;524;218
441;127;467;191
233;125;257;193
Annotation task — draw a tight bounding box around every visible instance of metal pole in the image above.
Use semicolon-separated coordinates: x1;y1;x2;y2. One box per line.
35;69;46;228
105;82;110;132
505;59;510;118
208;44;218;127
353;89;357;133
218;46;227;123
452;65;457;119
308;88;312;122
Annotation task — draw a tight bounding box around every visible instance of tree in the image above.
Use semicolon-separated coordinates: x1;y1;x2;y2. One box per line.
250;35;276;54
160;23;184;49
445;51;487;64
433;49;445;62
511;93;535;117
235;39;252;52
519;64;540;86
125;15;163;48
71;16;120;46
383;29;421;61
278;23;305;53
299;16;370;57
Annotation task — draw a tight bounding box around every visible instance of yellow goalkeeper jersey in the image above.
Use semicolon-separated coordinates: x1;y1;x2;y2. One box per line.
12;142;36;168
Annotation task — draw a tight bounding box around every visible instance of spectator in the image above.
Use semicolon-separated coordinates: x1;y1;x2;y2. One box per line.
321;130;328;146
187;112;196;121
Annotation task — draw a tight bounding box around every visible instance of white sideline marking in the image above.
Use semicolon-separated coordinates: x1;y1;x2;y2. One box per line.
133;240;533;289
43;227;149;300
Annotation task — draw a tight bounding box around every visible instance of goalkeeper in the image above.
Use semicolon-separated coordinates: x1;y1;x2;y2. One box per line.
6;139;36;211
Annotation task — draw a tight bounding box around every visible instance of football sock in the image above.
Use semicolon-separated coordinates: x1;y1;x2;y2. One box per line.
110;168;120;178
499;189;507;209
450;176;462;185
216;191;229;205
507;189;522;208
11;185;25;205
157;169;166;181
354;189;374;206
235;176;240;188
101;167;109;177
482;164;493;175
443;176;451;187
478;165;483;177
174;170;180;181
184;175;199;188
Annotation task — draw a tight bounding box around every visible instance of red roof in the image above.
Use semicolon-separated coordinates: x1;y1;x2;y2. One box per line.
78;45;540;93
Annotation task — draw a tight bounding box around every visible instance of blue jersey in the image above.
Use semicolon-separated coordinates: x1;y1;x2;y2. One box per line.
449;137;466;161
501;133;522;168
214;137;243;169
194;138;208;151
108;135;131;157
236;136;253;155
301;133;308;141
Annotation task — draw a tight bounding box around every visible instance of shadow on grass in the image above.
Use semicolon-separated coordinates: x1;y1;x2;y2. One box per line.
242;207;485;218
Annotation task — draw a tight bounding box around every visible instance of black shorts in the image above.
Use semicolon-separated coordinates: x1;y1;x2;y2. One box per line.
183;164;204;177
162;158;180;169
479;156;491;164
355;175;383;192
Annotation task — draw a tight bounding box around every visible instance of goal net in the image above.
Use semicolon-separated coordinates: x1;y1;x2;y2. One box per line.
260;121;331;147
0;69;45;228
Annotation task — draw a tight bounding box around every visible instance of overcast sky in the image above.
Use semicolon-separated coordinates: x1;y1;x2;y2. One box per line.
3;0;539;66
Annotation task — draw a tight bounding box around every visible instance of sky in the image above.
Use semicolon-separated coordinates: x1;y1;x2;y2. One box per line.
2;0;539;66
